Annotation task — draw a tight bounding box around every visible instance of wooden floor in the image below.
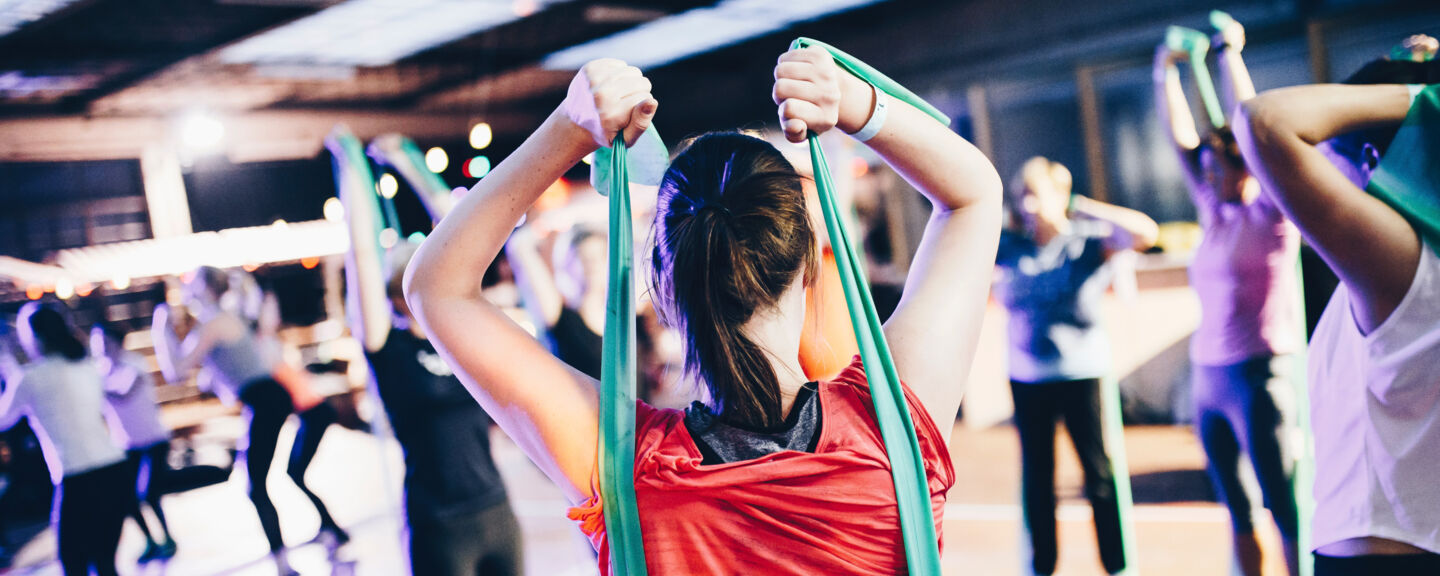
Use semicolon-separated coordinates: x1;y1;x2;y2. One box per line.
2;420;1294;575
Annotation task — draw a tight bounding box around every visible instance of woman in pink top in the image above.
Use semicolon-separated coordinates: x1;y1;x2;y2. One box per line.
404;45;1002;573
1156;19;1301;576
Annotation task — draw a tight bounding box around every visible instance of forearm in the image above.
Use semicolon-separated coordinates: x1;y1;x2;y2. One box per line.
837;75;1000;213
1217;48;1256;112
339;163;393;351
1072;196;1159;250
151;313;185;383
406;110;595;307
1154;55;1201;151
1243;84;1413;148
504;227;563;327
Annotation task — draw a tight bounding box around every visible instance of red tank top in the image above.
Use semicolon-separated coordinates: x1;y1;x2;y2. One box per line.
568;356;955;574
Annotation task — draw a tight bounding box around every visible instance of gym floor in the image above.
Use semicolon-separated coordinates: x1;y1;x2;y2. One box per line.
2;421;1291;575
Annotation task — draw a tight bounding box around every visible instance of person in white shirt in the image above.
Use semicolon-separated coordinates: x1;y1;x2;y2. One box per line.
91;323;177;563
1234;45;1440;575
0;302;129;576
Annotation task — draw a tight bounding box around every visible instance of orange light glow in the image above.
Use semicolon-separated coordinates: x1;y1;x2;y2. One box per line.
536;178;571;211
75;283;94;297
242;263;259;272
25;285;44;300
301;257;320;269
851;157;870;179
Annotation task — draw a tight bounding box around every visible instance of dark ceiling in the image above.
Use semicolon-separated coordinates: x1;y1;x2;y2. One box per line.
0;0;1437;142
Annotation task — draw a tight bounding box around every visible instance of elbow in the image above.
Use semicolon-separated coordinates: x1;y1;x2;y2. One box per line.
400;244;436;324
1134;223;1160;252
1236;94;1289;154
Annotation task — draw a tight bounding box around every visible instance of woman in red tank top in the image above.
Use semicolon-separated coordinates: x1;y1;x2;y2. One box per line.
405;45;1003;573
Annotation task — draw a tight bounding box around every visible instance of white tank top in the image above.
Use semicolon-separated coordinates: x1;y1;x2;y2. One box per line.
1309;239;1440;554
0;357;125;483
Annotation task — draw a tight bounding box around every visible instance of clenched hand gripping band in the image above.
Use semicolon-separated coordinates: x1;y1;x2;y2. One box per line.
1166;25;1227;130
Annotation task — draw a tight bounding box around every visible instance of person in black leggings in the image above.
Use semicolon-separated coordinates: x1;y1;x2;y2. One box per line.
153;267;347;576
332;127;523;575
91;323;179;562
994;157;1159;576
1;303;130;576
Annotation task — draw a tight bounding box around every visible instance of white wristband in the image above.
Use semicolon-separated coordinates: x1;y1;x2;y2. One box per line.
849;84;889;142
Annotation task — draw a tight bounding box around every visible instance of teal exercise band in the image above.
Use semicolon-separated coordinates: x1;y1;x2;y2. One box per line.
593;39;957;574
1100;372;1139;575
328;131;386;242
594;134;647;576
792;36;942;575
1166;26;1227;129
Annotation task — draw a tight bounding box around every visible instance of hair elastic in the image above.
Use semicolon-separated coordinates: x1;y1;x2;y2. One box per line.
850;84;889;142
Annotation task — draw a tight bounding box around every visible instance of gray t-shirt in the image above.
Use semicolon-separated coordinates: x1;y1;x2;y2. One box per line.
994;220;1116;383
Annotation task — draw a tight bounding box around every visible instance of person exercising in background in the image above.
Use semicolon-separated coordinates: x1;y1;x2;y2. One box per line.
505;223;606;381
0;303;130;576
153;267;348;576
1155;18;1301;576
995;157;1158;576
91;323;179;564
1234;40;1440;576
328;127;522;576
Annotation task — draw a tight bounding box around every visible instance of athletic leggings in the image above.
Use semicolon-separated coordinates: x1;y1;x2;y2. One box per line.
55;462;129;576
1192;355;1299;541
238;377;342;552
1314;552;1440;575
1011;378;1126;576
125;440;174;544
408;502;523;576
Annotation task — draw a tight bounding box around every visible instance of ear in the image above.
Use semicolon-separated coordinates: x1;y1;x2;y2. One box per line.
1362;143;1382;174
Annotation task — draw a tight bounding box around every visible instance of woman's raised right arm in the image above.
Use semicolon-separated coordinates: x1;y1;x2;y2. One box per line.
403;60;656;503
1235;84;1418;333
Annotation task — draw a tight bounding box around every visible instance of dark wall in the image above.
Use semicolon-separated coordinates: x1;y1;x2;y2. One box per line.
0;160;147;261
183;155;334;233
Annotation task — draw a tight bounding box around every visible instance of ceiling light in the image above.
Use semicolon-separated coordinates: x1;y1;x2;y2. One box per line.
179;112;225;152
469;122;493;150
543;0;886;70
219;0;575;67
425;148;449;173
378;173;400;198
323;197;345;222
463;156;491;178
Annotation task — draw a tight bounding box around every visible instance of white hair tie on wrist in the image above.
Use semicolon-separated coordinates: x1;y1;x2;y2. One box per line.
849;84;889;143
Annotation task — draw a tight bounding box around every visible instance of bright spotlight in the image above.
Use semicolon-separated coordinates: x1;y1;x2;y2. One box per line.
425;147;449;173
55;278;74;299
111;276;132;290
469;122;493;150
378;173;399;199
180;112;225;152
323;197;345;222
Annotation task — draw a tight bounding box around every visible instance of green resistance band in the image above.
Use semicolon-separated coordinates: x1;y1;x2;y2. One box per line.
1291;252;1315;576
368;136;454;211
1100;374;1139;575
592;133;648;576
1367;84;1440;256
328;131;388;242
792;36;942;575
1166;26;1226;129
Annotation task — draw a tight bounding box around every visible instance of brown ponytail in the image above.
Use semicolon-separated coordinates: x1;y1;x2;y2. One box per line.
651;132;817;429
